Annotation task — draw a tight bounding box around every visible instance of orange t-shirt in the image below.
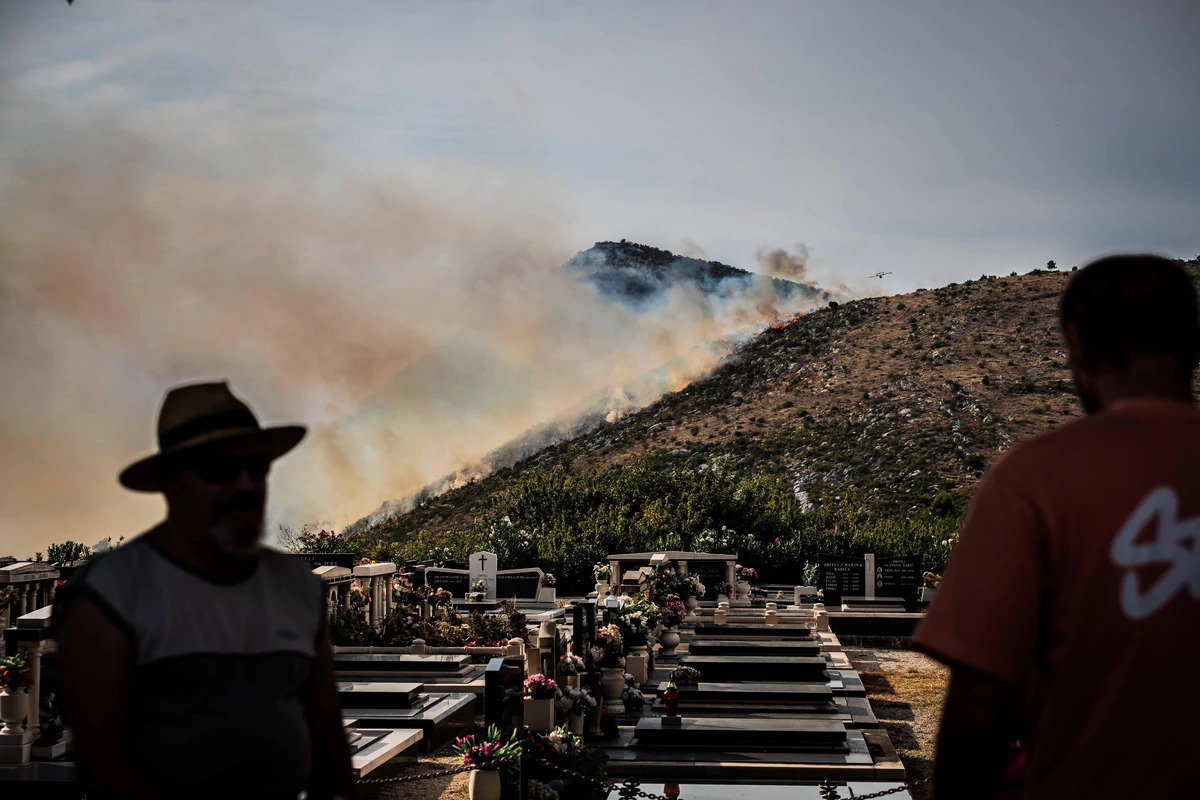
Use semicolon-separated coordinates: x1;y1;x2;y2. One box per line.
915;397;1200;799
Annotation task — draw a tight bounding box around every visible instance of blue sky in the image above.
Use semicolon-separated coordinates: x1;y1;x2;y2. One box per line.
2;1;1198;554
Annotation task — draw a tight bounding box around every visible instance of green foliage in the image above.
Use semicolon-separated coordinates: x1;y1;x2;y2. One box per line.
46;541;91;564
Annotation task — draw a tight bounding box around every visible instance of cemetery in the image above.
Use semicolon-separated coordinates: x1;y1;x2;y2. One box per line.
0;548;931;798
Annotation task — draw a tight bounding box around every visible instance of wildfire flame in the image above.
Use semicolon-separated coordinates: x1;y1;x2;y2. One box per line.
769;311;805;330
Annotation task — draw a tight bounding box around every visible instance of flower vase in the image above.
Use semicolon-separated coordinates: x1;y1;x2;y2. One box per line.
469;768;501;800
595;582;610;597
601;667;626;713
658;628;680;655
0;687;29;736
568;712;585;735
685;596;699;613
567;675;581;689
626;647;648;684
523;697;555;732
736;580;750;599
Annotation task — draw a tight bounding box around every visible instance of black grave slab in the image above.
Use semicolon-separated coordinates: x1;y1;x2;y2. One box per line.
333;653;471;675
339;693;476;754
693;624;814;640
817;555;865;603
654;681;833;703
495;571;540;599
680;655;829;682
688;640;821;657
633;717;847;751
425;572;469;596
337;681;423;709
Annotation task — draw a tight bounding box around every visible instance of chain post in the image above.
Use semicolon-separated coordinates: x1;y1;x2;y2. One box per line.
818;779;842;799
617;777;643;799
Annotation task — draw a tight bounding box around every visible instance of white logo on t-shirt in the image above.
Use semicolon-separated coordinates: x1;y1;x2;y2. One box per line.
1110;486;1200;620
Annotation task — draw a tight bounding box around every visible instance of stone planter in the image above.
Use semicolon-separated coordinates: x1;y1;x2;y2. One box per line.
625;647;648;684
685;596;699;613
469;768;501;800
595;582;610;597
1;687;29;736
540;587;556;603
736;580;750;599
600;667;626;713
523;697;555;732
920;587;937;602
658;628;681;656
568;711;585;735
566;674;581;689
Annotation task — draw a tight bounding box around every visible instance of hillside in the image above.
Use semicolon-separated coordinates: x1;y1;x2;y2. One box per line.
349;257;1200;575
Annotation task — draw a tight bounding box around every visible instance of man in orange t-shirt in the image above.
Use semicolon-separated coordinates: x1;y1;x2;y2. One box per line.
915;254;1200;799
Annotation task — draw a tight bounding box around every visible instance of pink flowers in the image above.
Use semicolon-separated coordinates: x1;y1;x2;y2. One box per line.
452;726;520;770
524;673;559;700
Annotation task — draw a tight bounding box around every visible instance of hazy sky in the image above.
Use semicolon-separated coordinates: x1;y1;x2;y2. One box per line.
1;1;1198;556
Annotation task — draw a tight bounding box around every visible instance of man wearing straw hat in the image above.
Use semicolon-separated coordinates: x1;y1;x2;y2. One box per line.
52;381;355;800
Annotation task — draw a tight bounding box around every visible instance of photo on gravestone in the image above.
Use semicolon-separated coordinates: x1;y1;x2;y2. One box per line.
817;554;865;603
690;563;725;600
495;571;541;599
425;570;470;597
875;555;921;602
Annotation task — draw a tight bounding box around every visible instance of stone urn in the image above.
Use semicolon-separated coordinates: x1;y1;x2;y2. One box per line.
658;628;681;655
600;667;626;712
469;768;502;800
595;582;610;597
568;712;585;735
523;697;555;733
0;687;29;736
736;580;750;599
685;596;699;613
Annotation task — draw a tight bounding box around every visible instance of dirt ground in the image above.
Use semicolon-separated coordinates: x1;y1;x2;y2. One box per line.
847;647;948;800
359;647;947;800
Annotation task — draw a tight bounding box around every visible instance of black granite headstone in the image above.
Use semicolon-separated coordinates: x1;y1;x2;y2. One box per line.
425;570;469;596
817;555;865;602
495;571;541;599
484;657;526;734
874;555;921;601
293;552;357;570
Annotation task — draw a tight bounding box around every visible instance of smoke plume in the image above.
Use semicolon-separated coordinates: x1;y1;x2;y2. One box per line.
756;244;812;281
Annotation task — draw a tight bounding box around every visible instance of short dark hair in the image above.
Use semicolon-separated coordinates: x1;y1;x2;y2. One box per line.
1061;254;1199;370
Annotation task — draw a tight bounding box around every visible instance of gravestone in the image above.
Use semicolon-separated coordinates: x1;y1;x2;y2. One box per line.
424;569;469;597
470;551;498;600
495;569;542;600
680;654;829;682
484;657;527;733
817;555;866;603
294;552;358;570
874;555;921;602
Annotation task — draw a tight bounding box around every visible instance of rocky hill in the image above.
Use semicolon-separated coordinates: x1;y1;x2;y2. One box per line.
355;257;1200;549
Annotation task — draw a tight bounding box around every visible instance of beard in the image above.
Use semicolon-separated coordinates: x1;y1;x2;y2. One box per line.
208;501;266;558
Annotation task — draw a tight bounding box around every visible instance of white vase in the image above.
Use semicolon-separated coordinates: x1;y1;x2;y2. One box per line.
625;649;648;684
568;712;585;735
540;587;556;603
685;596;699;613
0;687;29;736
601;667;626;712
523;697;555;732
658;628;680;655
469;768;501;800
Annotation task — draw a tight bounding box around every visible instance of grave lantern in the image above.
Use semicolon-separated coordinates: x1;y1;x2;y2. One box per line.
663;678;681;719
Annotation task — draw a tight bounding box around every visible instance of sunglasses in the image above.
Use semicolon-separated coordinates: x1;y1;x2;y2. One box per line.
186;455;272;485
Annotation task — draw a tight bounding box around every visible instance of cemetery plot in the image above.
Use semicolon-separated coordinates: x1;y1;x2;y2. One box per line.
632;717;849;752
688;639;821;657
693;623;815;639
874;555;921;601
680;654;831;682
332;653;474;679
817;555;865;603
603;783;914;799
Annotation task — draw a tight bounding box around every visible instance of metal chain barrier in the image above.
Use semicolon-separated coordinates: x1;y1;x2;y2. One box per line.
355;763;473;785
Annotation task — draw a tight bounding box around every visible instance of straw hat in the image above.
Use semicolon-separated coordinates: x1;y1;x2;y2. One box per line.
119;381;306;492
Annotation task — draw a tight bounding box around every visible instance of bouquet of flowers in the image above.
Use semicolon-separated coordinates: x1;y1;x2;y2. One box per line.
0;653;34;692
452;726;521;771
391;573;413;603
555;685;598;717
471;579;488;594
735;565;759;582
716;581;734;597
651;568;704;601
541;573;556;588
524;674;560;700
593;563;611;582
659;597;686;628
613;595;661;648
669;665;701;686
591;624;625;669
563;653;586;675
432;587;453;607
923;571;942;589
415;584;434;602
621;673;644;710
